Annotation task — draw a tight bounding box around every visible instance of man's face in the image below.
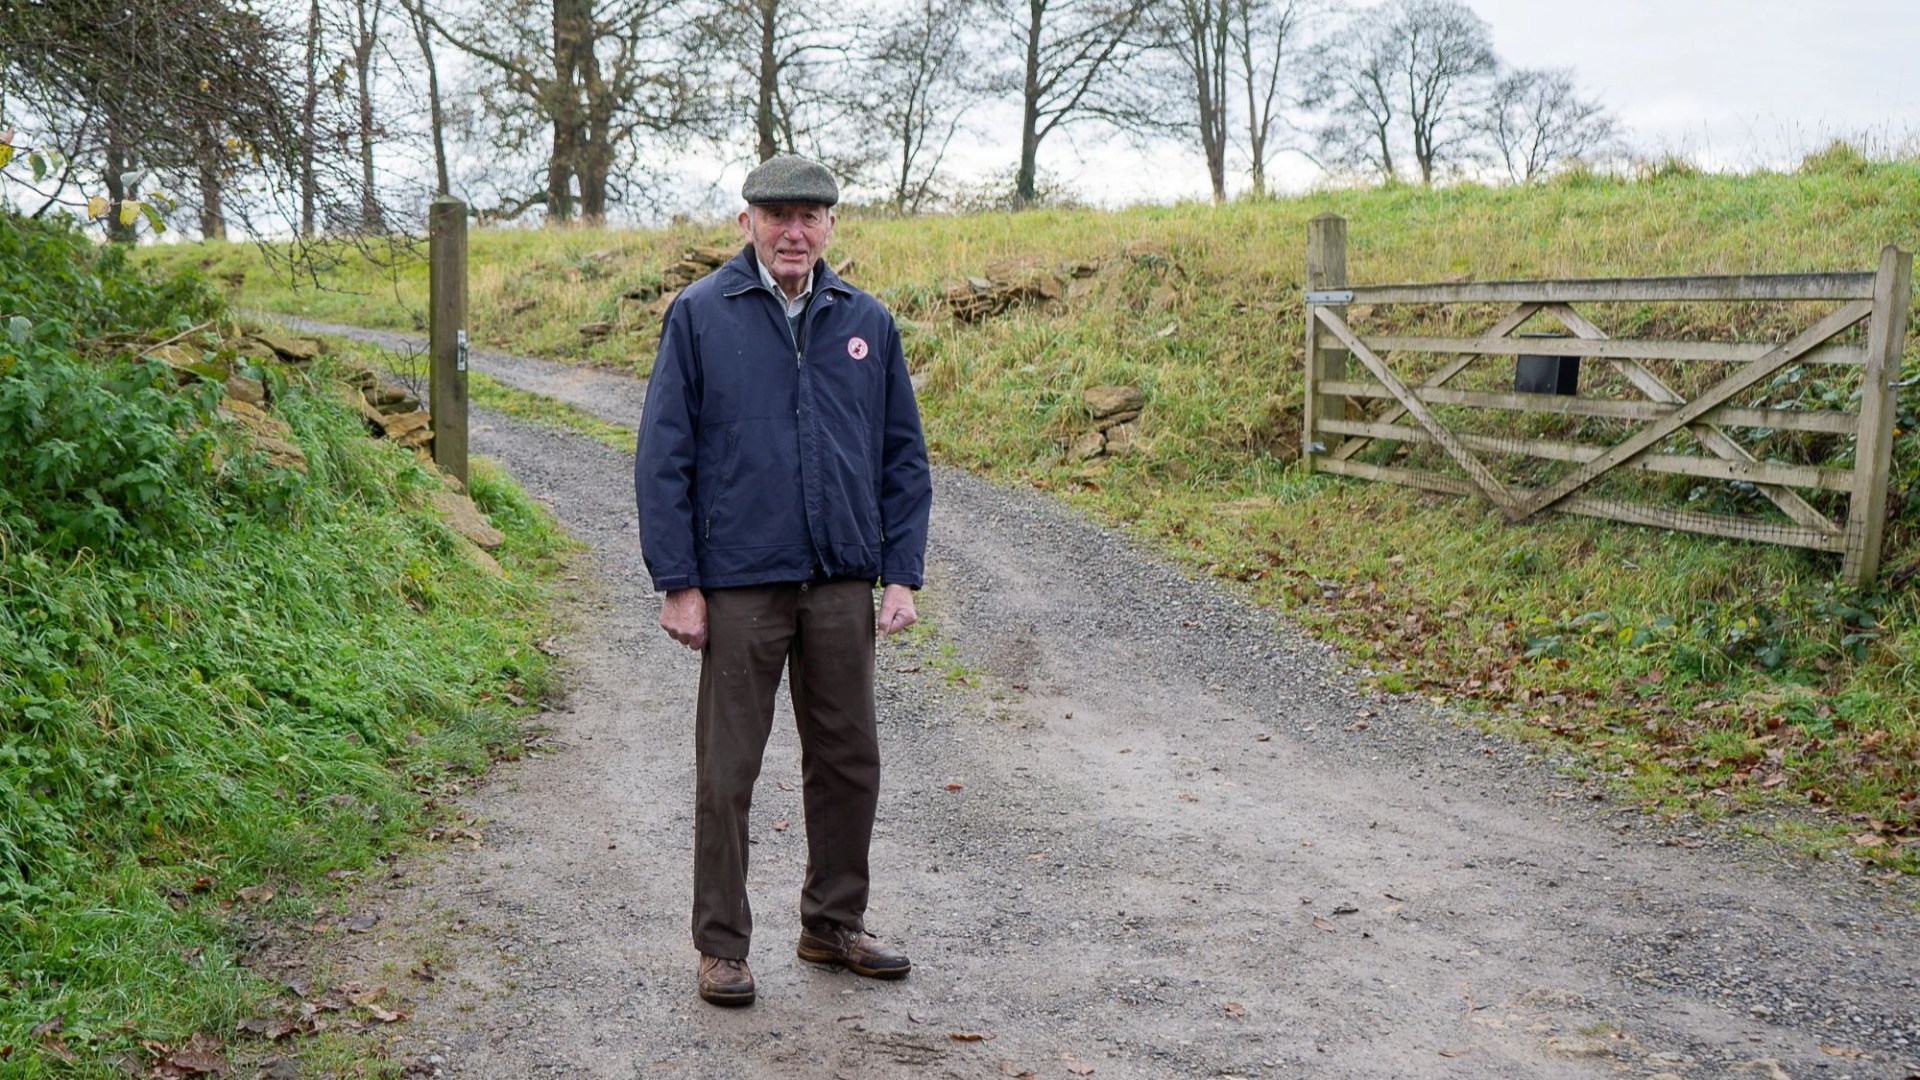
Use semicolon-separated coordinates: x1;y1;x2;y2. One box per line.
739;202;834;293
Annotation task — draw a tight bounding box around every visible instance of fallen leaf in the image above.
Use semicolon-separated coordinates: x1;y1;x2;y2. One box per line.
1852;832;1887;848
1820;1045;1867;1058
28;1016;61;1039
835;1014;864;1022
950;1031;990;1041
1223;1001;1247;1018
236;1017;298;1040
1438;1046;1474;1058
1179;792;1199;802
1312;917;1337;933
997;1062;1036;1079
237;884;275;904
1063;1053;1095;1076
366;1005;405;1024
345;912;379;933
1253;733;1271;742
166;1033;230;1075
260;1057;299;1080
945;783;964;792
772;820;790;832
777;780;796;791
1332;904;1359;915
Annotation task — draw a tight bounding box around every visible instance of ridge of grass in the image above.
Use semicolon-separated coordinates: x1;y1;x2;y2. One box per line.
148;155;1920;870
2;213;575;1076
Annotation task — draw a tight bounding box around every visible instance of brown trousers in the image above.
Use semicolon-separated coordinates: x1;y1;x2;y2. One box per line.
693;580;879;959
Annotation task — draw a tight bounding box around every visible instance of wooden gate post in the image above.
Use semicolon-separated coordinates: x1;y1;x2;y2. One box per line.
1303;213;1348;472
1841;244;1913;587
428;196;469;483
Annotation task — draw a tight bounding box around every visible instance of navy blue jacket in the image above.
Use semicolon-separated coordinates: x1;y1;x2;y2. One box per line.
634;247;932;593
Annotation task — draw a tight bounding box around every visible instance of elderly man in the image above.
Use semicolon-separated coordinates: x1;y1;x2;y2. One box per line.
634;154;933;1007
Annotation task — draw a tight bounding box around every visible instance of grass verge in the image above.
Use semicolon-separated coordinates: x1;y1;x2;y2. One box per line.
2;213;577;1075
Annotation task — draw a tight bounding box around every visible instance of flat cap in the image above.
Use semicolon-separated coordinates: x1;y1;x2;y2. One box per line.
741;154;839;207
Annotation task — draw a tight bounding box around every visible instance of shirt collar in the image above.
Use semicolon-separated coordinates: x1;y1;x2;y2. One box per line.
755;256;814;316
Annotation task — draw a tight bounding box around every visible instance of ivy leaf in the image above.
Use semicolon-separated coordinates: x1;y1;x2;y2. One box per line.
119;201;139;227
87;196;109;220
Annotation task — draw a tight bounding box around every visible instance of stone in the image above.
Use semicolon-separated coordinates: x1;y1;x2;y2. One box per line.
256;329;322;363
432;491;505;549
1084;385;1145;420
392;428;434;451
251;434;308;473
370;382;416;409
579;321;614;339
225;374;267;408
379;410;432;440
1542;1036;1613;1059
456;537;505;578
1068;429;1105;462
220;399;292;440
1103;421;1138;456
1095;408;1141;430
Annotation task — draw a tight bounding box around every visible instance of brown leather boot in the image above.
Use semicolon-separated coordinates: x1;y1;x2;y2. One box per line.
796;925;911;980
697;954;755;1006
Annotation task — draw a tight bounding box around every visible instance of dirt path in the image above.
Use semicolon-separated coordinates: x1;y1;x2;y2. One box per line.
300;320;1920;1080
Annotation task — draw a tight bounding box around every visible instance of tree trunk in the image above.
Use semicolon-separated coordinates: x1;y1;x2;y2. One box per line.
756;0;779;162
1014;0;1044;207
103;134;137;244
300;0;321;237
546;0;592;223
579;42;610;223
352;3;384;233
198;129;226;240
406;0;450;195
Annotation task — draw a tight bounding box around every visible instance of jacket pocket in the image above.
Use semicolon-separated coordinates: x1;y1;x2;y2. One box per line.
699;421;741;538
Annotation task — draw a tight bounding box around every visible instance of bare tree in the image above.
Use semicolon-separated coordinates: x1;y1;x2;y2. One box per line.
994;0;1152;207
698;0;863;168
1313;0;1492;184
346;0;388;232
0;0;302;238
1311;2;1397;180
1230;0;1305;197
1481;65;1617;183
1149;0;1232;201
866;0;988;213
433;0;711;224
1396;0;1492;184
398;0;452;195
293;0;334;236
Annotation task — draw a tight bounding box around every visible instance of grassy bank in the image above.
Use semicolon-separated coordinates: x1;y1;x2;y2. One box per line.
3;214;572;1075
148;151;1920;868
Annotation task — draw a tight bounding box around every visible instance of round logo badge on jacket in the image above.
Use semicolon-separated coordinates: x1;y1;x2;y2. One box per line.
847;336;869;360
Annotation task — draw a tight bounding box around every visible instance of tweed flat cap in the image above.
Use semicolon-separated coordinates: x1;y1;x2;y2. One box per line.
741;154;839;206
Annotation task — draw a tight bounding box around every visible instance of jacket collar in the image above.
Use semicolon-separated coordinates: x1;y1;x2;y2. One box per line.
719;243;853;299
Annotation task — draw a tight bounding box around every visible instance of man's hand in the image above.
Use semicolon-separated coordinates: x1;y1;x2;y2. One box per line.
877;583;917;635
661;588;709;651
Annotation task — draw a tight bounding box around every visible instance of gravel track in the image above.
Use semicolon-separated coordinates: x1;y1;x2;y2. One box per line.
294;319;1920;1080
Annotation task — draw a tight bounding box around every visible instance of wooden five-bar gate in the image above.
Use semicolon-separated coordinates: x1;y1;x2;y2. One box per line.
1299;213;1913;587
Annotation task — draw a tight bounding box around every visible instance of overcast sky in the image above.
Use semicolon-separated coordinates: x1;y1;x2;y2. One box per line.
992;0;1919;207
